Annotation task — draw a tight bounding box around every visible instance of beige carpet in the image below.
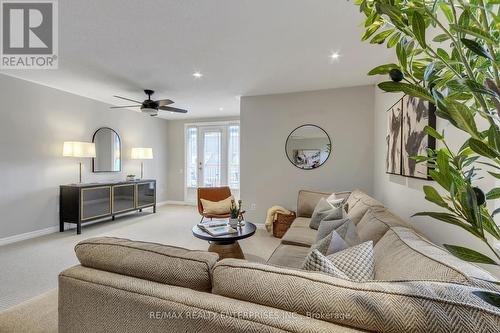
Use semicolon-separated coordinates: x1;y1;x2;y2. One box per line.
0;204;280;332
0;289;57;333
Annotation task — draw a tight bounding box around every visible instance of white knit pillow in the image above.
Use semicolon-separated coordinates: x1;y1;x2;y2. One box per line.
302;249;349;279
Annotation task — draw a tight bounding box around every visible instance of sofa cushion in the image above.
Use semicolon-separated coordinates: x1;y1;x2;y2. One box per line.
289;216;311;229
280;226;317;247
326;241;374;281
374;227;498;288
356;208;408;244
297;190;351;218
312;219;361;255
267;244;310;269
212;259;500;333
75;237;218;292
345;190;385;225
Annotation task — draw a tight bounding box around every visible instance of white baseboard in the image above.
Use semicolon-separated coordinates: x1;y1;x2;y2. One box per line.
163;200;196;206
0;226;59;247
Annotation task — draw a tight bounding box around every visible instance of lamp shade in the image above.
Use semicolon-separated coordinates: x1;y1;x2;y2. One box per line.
63;141;96;158
131;147;153;160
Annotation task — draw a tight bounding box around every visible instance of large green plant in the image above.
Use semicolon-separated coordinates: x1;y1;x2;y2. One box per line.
353;1;499;268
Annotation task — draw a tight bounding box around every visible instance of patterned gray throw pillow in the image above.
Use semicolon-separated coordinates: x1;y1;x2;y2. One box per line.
309;198;344;230
326;241;374;282
302;249;349;279
303;242;374;282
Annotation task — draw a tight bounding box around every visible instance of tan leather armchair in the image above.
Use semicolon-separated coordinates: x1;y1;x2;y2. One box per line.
197;187;244;223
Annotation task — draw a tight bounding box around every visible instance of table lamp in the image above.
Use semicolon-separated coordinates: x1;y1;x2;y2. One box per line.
63;141;96;183
131;148;153;179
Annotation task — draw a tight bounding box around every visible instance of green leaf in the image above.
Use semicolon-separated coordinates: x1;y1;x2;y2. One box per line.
370;29;394;44
361;24;381;41
396;41;407;69
469;138;500;159
488;171;500;179
461;38;493;60
424;125;444;140
439;2;453;23
472;291;500;308
486;188;500;200
412;12;427;48
368;64;399;76
443;245;498;265
450;24;497;44
387;32;401;48
446;101;480;138
423;185;449;208
432;34;450;42
488;124;500;152
465;79;498;97
378;82;434;102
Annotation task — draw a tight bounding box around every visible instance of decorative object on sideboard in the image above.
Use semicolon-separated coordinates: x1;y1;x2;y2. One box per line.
62;141;96;183
385;95;436;180
285;124;331;170
92;127;121;173
131;147;153;179
126;174;136;181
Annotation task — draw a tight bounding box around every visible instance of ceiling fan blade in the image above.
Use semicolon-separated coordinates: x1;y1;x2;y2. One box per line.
109;105;141;109
159;106;188;113
156;99;174;107
113;95;142;104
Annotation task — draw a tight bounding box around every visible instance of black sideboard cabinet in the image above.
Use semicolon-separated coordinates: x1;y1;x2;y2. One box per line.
59;180;156;234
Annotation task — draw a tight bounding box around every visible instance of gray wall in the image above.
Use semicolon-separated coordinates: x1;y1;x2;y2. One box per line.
0;74;169;239
372;86;499;276
240;86;375;223
166;116;239;202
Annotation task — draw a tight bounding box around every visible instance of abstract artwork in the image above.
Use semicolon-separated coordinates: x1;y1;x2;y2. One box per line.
386;100;403;175
385;95;436;179
402;95;436;179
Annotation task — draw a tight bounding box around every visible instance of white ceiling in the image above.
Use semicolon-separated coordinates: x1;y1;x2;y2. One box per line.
1;0;394;119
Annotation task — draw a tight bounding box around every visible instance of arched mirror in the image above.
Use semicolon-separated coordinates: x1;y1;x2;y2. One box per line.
285;124;331;170
92;127;121;172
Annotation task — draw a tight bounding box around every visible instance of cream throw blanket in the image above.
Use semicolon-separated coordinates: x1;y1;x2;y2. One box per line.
265;206;292;232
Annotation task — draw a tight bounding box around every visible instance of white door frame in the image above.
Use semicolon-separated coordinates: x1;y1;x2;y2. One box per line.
183;120;240;202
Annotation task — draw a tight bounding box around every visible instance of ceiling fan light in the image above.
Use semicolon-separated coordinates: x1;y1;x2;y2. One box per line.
141;107;158;116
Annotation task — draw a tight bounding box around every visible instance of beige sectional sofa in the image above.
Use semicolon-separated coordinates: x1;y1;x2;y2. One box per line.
59;189;500;333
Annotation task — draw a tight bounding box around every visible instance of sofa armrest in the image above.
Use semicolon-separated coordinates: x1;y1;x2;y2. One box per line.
297;190;351;218
59;265;361;333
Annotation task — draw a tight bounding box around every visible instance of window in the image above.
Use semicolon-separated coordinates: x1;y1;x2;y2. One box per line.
185;122;240;200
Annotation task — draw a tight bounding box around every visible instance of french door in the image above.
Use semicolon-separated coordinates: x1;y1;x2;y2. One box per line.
185;122;240;202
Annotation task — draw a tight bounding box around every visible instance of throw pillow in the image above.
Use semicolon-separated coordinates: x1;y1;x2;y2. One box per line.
201;196;234;215
302;249;349;279
326;241;374;282
326;218;361;255
309;198;344;230
312;218;360;255
316;218;350;242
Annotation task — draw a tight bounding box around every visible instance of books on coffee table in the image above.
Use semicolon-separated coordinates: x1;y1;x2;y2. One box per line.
197;220;238;236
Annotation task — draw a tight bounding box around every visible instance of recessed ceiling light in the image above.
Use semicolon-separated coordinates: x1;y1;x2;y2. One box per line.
219;107;224;111
193;71;203;78
330;52;340;61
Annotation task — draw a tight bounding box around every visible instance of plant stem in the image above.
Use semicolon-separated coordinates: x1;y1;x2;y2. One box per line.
477;0;500;88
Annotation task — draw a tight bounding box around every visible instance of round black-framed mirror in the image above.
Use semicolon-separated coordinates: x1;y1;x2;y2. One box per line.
285;124;331;170
92;127;122;172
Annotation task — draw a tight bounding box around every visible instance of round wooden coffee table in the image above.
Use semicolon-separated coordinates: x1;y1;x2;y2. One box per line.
192;222;256;260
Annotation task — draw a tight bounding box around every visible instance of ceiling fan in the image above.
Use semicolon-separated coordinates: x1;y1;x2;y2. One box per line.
110;89;188;116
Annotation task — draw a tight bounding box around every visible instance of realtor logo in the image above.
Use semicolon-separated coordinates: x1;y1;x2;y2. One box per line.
1;0;58;69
